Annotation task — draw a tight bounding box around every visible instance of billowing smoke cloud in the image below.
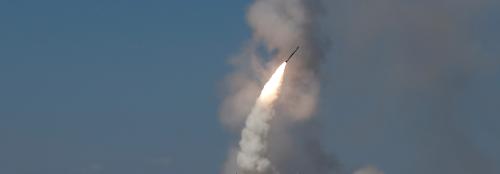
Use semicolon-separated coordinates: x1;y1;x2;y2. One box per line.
318;0;500;174
221;0;500;173
220;0;334;173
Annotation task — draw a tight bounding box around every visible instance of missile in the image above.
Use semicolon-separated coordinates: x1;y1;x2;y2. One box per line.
285;46;300;62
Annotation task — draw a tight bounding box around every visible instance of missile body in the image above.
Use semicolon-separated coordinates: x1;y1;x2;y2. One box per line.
285;46;300;62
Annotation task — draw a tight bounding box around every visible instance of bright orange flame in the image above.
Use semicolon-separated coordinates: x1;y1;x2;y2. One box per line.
257;62;287;105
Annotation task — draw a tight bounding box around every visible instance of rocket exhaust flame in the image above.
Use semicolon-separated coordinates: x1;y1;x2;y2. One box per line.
237;62;287;173
257;62;287;105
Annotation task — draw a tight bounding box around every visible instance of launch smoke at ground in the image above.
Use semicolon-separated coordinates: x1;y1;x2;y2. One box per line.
237;62;287;173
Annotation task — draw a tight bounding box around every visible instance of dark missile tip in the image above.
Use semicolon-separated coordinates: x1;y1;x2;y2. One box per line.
284;46;300;62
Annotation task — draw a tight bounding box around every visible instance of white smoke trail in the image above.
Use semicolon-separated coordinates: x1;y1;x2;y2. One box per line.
221;0;333;173
237;63;287;173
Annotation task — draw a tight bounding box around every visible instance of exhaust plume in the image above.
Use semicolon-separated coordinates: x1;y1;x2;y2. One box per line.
237;62;287;173
221;0;334;174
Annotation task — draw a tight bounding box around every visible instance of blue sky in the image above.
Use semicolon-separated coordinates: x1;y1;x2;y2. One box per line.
1;0;499;174
1;1;250;173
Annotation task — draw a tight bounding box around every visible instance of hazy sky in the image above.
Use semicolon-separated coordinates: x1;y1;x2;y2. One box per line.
1;1;249;173
1;0;499;174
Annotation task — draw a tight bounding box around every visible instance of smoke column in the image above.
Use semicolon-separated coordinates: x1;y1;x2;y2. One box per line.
237;62;287;173
220;0;333;173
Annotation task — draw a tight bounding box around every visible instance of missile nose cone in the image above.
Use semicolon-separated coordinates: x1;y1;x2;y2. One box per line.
284;46;299;63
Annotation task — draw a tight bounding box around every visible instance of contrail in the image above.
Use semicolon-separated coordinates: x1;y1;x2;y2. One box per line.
237;62;287;173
